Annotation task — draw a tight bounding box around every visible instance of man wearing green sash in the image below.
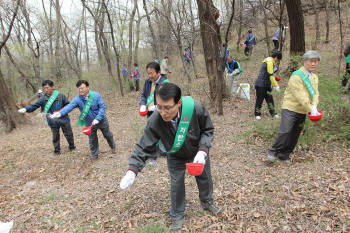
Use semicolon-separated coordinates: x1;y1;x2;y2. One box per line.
267;51;321;163
139;61;169;117
120;83;222;232
51;80;116;160
18;80;75;155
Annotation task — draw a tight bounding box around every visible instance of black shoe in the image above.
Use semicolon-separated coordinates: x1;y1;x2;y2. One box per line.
110;147;116;154
69;146;76;152
201;202;223;215
54;151;61;156
170;218;184;232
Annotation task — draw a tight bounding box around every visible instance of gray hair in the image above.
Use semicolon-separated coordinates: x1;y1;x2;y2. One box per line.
303;50;321;61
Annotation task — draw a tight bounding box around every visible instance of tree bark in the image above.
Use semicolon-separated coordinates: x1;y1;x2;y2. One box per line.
236;0;243;52
285;0;305;56
54;0;62;79
127;0;137;77
311;0;320;49
337;0;344;76
324;0;330;43
83;7;90;70
143;0;159;59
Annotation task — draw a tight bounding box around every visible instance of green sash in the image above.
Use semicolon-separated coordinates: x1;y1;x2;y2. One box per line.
44;90;60;113
292;70;316;99
77;91;95;126
248;35;255;42
237;61;243;74
168;96;195;154
146;79;170;107
346;54;350;64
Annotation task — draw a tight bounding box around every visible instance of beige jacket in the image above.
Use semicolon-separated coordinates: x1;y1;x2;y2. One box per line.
282;67;319;114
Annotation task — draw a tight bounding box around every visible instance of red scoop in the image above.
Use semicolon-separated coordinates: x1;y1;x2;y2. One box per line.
82;125;93;135
186;163;204;176
139;109;149;117
307;110;323;122
275;76;281;82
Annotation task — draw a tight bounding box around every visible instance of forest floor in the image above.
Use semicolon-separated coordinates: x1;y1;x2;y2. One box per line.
1;22;350;232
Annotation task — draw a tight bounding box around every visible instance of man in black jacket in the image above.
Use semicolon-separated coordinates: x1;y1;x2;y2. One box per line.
18;80;75;155
120;83;222;232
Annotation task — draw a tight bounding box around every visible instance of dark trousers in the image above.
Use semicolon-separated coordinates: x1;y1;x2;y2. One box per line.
254;86;276;116
244;46;253;57
341;63;350;87
50;123;75;153
88;118;115;158
134;79;140;92
269;109;306;160
167;155;213;221
273;40;279;50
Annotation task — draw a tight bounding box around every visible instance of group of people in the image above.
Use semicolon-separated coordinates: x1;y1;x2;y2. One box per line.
19;33;349;231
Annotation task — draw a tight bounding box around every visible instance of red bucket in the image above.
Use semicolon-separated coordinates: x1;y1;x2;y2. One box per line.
275;76;281;82
82;125;93;135
307;110;323;122
186;163;204;176
139;109;149;117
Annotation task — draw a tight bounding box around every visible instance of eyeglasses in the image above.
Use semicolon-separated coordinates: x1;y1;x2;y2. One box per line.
157;103;177;112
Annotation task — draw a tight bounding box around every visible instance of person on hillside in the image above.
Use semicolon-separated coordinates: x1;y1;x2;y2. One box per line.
120;83;223;232
160;56;172;78
254;51;282;120
184;48;192;65
122;64;128;80
219;43;230;62
272;26;286;51
225;55;241;94
18;80;75;155
50;80;116;160
139;61;170;164
341;42;350;91
244;29;256;58
139;62;169;118
267;51;321;163
132;63;141;92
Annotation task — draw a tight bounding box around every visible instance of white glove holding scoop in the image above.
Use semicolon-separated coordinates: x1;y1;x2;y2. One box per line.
50;112;61;119
310;105;320;116
120;170;136;190
193;151;207;165
18;108;26;113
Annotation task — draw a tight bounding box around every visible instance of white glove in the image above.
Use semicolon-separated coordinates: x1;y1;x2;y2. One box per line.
310;105;320;116
140;105;147;112
148;105;156;112
232;69;240;75
120;170;136;190
273;86;280;92
38;89;43;94
92;119;99;125
193;151;207;165
18;108;26;113
50;112;61;119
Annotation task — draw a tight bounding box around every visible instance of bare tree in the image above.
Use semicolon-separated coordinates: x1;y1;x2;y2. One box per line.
127;0;137;78
323;0;330;43
336;0;344;76
0;0;28;132
311;0;320;49
143;0;159;59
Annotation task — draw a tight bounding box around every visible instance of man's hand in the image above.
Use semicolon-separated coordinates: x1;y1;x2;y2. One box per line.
310;105;320;116
140;105;147;112
148;105;156;112
193;151;207;165
273;86;280;92
120;170;136;190
18;108;26;113
50;112;61;119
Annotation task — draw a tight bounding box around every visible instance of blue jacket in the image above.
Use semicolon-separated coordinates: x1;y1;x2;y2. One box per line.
225;60;238;74
245;33;256;47
60;91;106;126
140;75;167;106
25;91;70;128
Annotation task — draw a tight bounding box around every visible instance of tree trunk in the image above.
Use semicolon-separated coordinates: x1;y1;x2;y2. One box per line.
311;0;320;49
103;0;124;96
324;0;330;43
83;8;90;70
127;0;137;77
133;12;142;65
236;0;243;52
55;0;62;79
143;0;159;59
196;0;223;115
261;2;271;55
337;0;344;76
285;0;305;73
